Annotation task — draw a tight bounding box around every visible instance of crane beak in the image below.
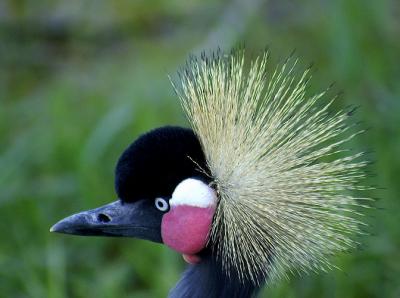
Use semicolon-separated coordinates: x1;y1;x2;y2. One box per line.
50;200;162;243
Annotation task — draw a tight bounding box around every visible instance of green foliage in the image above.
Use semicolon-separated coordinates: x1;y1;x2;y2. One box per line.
1;0;399;297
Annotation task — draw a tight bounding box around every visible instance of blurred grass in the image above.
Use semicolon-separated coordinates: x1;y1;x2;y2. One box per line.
0;0;399;297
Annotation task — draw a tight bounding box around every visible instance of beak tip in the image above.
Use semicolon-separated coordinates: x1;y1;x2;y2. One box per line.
50;222;63;233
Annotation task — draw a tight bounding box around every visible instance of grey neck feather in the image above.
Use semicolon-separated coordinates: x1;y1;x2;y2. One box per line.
168;253;261;298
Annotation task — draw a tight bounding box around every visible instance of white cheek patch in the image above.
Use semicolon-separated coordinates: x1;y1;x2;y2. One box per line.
170;178;217;208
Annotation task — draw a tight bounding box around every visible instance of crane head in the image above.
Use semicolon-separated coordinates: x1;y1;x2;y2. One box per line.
51;126;216;262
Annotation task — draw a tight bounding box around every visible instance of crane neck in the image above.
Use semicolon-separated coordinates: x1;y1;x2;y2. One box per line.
168;252;261;298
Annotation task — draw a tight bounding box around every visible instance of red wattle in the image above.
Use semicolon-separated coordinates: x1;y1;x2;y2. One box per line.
182;254;201;264
161;205;215;254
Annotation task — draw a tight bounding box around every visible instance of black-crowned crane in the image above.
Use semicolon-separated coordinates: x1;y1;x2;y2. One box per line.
51;50;369;298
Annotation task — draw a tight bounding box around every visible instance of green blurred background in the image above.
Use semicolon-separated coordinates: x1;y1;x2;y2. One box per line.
0;0;399;297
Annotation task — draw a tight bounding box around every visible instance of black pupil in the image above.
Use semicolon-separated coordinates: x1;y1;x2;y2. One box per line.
158;200;165;209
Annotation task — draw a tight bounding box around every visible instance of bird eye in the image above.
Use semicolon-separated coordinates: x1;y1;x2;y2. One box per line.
155;198;169;212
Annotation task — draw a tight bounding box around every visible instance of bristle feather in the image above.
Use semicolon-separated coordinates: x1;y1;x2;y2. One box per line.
172;50;369;284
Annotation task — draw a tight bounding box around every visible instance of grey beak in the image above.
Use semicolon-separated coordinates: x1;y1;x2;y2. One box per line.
50;199;162;243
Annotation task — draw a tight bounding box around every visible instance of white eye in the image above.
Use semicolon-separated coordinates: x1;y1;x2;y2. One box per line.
155;198;169;212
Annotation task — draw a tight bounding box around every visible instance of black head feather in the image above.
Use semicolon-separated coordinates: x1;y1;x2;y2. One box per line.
115;126;208;202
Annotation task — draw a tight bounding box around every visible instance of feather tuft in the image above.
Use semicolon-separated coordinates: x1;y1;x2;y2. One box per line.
172;50;370;285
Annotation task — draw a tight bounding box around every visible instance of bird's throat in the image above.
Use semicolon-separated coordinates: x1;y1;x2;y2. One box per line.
168;252;261;298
